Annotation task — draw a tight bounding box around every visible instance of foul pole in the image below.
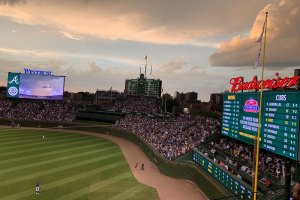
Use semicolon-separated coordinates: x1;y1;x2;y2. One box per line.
253;11;268;200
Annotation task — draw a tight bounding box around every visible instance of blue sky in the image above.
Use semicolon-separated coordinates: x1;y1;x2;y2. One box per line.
0;0;299;101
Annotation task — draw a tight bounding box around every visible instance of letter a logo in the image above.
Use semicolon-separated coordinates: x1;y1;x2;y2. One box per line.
9;75;19;84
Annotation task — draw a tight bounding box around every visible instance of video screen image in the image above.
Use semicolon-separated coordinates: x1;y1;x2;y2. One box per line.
18;74;65;100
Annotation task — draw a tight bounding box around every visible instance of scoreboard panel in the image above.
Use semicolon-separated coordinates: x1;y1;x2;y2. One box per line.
221;91;300;160
6;72;65;100
192;150;253;200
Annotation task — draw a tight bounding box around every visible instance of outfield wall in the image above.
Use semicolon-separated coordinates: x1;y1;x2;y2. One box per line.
0;118;70;127
76;111;124;123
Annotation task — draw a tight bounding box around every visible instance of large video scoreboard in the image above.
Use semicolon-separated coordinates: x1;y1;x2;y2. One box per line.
221;91;300;160
6;72;65;100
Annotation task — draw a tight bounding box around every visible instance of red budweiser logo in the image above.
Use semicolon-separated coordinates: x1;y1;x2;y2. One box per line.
230;72;300;92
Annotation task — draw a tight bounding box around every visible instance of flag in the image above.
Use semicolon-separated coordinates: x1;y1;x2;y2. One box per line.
254;17;266;69
254;45;262;69
145;54;147;60
109;86;112;91
256;19;266;43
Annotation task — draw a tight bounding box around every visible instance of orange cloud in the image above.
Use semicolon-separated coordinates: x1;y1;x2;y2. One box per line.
210;0;300;67
0;0;272;46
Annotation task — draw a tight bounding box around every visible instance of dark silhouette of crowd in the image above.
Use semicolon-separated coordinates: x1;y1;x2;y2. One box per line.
96;90;120;99
102;97;161;115
0;99;77;122
114;114;220;160
211;137;291;183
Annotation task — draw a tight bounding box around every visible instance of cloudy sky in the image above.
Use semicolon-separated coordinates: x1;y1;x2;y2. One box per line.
0;0;299;101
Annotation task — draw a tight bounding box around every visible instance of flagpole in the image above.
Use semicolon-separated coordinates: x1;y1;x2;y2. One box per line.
253;11;268;200
144;64;146;77
145;54;148;78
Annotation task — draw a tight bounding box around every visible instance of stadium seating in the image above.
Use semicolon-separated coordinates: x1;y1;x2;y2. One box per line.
114;114;220;160
0;99;78;122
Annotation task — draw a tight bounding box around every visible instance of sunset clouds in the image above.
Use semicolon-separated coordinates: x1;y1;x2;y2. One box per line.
0;0;298;101
0;0;272;45
210;0;300;67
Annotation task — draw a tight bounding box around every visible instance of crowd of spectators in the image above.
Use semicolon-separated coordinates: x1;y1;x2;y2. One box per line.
0;100;12;118
102;97;161;115
0;99;77;122
213;137;291;182
199;144;274;188
113;114;220;160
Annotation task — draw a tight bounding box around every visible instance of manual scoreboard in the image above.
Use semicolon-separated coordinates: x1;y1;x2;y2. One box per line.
192;150;254;199
221;91;300;160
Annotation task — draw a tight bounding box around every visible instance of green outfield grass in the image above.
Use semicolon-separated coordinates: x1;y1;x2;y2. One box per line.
0;127;159;200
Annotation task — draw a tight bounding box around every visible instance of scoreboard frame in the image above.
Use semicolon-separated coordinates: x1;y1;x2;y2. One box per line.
221;91;300;160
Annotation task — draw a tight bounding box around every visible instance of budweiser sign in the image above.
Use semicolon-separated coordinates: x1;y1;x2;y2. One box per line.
230;72;300;92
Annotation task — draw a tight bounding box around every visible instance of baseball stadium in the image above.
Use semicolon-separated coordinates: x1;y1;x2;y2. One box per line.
1;61;300;200
0;1;300;200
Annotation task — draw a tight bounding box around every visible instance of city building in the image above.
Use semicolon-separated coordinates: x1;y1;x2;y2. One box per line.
185;92;198;102
210;93;223;112
174;91;198;103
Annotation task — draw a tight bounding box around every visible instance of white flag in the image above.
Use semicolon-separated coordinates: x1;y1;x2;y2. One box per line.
254;44;262;69
254;17;266;69
256;19;266;44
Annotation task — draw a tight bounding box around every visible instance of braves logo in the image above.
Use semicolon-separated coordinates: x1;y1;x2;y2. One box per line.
9;75;19;84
